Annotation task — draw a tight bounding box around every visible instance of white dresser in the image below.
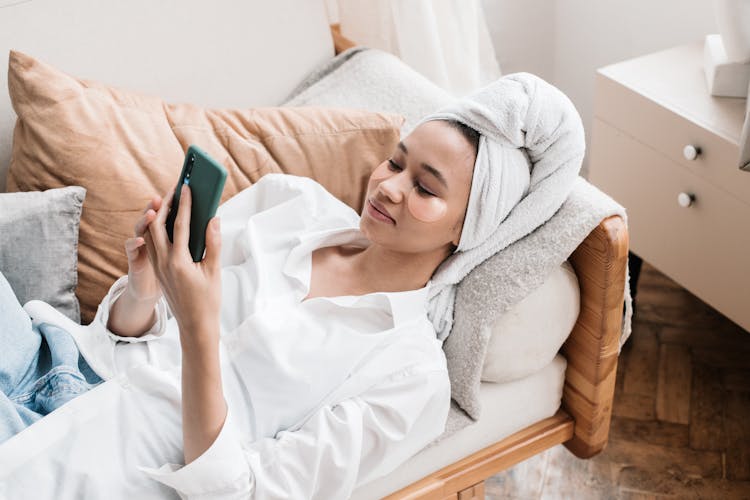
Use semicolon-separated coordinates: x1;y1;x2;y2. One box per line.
589;42;750;333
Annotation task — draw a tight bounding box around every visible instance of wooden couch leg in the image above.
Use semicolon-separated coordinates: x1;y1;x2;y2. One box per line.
454;481;485;500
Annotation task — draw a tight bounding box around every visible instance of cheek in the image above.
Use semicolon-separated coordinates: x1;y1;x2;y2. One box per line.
407;192;448;222
370;163;391;182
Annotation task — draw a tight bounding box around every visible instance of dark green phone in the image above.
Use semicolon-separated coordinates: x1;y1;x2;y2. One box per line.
166;145;227;262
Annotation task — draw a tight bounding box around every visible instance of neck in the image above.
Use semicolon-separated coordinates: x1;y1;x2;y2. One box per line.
346;242;450;293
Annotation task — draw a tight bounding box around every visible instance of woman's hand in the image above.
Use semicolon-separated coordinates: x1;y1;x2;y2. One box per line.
144;184;222;346
107;196;166;338
125;196;164;302
145;184;227;465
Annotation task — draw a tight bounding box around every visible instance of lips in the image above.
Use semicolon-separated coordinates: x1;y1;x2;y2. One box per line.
368;198;395;223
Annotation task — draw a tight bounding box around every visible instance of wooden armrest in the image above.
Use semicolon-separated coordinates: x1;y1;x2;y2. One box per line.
377;217;629;498
562;214;629;458
330;23;357;54
383;411;574;500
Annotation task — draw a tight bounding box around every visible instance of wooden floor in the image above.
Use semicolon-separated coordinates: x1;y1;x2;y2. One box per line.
484;261;750;499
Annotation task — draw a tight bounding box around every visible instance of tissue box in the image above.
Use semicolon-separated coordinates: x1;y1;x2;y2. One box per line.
704;34;750;97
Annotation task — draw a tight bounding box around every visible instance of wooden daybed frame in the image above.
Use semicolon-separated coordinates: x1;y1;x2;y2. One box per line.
330;25;630;500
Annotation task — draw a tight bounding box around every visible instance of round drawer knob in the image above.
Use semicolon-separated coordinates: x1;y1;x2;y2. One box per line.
677;192;696;208
683;144;701;161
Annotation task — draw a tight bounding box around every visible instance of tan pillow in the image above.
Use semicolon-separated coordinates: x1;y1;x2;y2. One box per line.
6;50;404;324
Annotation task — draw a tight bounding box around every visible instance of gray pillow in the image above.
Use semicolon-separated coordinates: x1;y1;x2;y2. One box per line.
282;47;454;137
0;186;86;323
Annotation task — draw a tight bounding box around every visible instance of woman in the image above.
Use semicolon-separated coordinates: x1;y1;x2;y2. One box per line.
0;118;479;499
0;71;583;499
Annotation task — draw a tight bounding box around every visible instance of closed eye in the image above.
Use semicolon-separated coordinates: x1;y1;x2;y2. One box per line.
387;159;436;197
387;158;401;172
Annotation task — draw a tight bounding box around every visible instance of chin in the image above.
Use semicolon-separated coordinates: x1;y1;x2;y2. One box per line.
359;217;375;239
359;216;391;245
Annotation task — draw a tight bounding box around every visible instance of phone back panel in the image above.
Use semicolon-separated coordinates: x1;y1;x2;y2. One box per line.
166;145;227;262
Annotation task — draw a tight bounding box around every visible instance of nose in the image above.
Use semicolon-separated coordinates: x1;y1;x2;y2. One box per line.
378;174;405;203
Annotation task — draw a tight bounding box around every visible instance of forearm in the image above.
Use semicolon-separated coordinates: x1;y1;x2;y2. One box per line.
106;285;159;337
180;324;227;465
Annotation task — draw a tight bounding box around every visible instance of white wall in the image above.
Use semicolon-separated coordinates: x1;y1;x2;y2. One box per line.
482;0;718;175
481;0;555;81
328;0;719;175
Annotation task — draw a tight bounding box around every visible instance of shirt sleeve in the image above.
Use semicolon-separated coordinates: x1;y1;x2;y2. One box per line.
91;274;170;343
137;366;451;500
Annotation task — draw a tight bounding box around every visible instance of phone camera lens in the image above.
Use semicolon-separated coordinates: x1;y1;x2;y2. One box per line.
186;155;195;179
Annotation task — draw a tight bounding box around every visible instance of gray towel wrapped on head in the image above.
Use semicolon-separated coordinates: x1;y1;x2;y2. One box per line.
416;73;587;343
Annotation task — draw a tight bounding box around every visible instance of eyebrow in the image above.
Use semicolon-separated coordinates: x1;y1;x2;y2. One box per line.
397;141;448;189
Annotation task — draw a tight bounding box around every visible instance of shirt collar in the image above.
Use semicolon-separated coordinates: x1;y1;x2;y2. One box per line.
282;226;432;327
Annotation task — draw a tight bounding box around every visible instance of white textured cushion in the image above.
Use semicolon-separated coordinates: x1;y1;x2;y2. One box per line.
481;261;579;383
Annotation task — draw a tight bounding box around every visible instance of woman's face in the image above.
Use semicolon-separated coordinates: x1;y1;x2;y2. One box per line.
360;120;476;256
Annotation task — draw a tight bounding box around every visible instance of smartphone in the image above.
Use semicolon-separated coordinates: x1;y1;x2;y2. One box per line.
165;145;227;262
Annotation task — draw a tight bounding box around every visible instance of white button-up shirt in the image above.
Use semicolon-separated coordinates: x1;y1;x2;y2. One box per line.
0;173;450;500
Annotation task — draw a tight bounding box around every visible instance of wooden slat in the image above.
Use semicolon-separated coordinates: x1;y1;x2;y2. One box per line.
609;439;723;494
689;363;725;450
562;215;629;458
609;416;689;448
622;322;658;397
457;481;484;500
725;390;750;480
612;393;656;421
330;23;357;55
383;412;574;500
723;368;750;392
655;344;692;424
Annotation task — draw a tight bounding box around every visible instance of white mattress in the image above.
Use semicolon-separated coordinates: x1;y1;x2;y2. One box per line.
351;354;568;500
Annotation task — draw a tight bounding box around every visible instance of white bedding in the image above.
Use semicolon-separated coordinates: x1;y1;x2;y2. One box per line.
351;354;568;499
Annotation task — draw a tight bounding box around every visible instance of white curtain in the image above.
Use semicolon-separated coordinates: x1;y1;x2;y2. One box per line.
333;0;502;97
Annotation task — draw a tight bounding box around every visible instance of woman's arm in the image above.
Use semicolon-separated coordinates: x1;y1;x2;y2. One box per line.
106;287;159;337
138;366;451;499
107;194;166;337
180;323;227;464
143;184;226;463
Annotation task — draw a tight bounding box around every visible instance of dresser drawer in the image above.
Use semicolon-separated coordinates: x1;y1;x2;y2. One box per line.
589;118;750;332
594;72;750;206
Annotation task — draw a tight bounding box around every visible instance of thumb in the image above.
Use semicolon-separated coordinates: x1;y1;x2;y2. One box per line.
204;217;221;271
125;237;144;261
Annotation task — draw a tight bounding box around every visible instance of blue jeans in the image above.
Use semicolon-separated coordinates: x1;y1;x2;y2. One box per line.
0;271;103;445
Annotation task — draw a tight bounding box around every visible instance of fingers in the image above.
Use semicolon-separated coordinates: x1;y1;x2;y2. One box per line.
148;187;173;257
135;196;163;236
203;217;222;272
134;209;156;237
141;195;161;215
125;236;145;261
172;184;191;253
143;229;158;277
